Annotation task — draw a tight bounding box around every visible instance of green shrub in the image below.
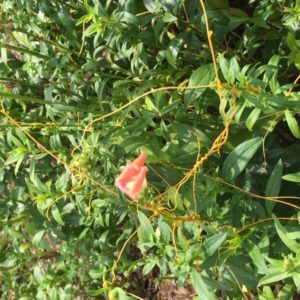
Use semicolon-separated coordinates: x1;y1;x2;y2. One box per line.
1;0;300;299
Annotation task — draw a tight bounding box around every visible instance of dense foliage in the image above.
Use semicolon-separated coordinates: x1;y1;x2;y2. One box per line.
1;0;300;299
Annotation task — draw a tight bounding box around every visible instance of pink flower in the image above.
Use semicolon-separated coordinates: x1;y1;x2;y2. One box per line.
115;151;147;201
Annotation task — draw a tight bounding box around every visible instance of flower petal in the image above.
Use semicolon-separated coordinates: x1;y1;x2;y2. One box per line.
132;151;147;167
116;163;138;187
130;166;147;199
115;151;147;201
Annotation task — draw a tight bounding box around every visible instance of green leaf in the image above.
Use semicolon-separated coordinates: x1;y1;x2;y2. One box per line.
293;273;300;291
144;96;159;113
287;32;298;53
190;269;216;300
137;211;155;243
119;12;139;25
226;264;259;287
143;0;159;13
55;172;70;191
258;270;290;286
31;175;49;193
219;53;230;82
49;287;58;300
287;230;300;240
259;286;275;300
51;204;64;225
265;159;283;214
177;227;189;251
228;56;240;84
0;257;17;268
166;38;183;67
203;232;227;256
142;260;158;275
158;220;171;243
218;53;241;84
222;137;263;181
234;102;247;123
109;288;134;300
282;172;300;183
7;228;23;239
285;110;300;139
29;156;36;182
184;64;215;105
0;42;48;59
32;230;48;249
33;266;44;285
5;151;26;166
246;241;268;274
0;92;92;112
1;47;8;64
273;215;299;253
277;284;295;300
245;108;261;131
219;55;241;84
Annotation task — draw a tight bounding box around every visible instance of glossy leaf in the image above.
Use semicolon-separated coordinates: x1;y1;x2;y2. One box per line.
282;172;300;183
285;110;300;139
258;270;290;286
203;232;227;256
137;211;155;243
51;204;64;225
191;269;217;300
166;38;184;67
273;215;299;253
265;159;283;214
184;64;215;105
246;241;268;274
222;137;263;180
245;108;261;131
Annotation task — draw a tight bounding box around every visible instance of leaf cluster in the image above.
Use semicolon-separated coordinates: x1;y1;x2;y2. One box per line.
1;0;300;299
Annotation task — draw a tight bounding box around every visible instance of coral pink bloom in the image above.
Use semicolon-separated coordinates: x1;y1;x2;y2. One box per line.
115;151;147;201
